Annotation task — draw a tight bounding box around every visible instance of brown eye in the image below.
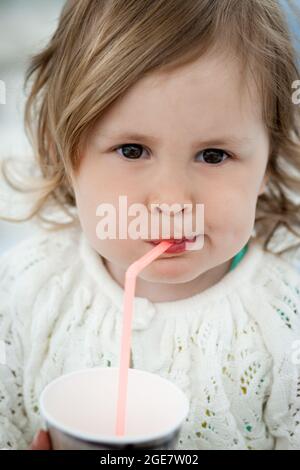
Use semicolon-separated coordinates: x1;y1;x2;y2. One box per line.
197;148;231;165
115;144;147;160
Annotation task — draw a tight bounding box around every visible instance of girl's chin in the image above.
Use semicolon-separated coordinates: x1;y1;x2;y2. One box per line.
140;257;200;283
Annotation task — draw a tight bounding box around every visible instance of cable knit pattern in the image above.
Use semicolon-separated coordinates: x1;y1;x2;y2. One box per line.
0;225;300;450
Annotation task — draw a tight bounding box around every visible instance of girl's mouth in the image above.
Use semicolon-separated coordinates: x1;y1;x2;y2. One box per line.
147;236;197;254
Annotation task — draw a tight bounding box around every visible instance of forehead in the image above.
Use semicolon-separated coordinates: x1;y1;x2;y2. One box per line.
93;51;263;140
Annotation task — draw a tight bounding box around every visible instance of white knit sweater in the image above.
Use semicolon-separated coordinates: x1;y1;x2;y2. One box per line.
0;225;300;450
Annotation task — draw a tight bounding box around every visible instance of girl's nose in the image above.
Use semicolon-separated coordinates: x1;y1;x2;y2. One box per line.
146;199;195;240
149;201;192;216
147;174;193;216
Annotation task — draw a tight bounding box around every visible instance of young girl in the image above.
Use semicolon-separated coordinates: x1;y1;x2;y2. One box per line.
1;0;300;451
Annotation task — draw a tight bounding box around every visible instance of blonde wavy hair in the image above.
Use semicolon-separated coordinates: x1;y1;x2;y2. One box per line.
1;0;300;255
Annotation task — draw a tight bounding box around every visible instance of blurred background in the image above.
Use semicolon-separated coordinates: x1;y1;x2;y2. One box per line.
0;0;64;255
0;0;299;257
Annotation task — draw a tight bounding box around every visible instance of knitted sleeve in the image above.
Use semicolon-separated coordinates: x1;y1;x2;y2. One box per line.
0;226;81;450
251;256;300;449
0;248;31;450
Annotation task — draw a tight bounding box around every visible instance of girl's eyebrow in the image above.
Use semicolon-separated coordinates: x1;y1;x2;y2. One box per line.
100;131;255;148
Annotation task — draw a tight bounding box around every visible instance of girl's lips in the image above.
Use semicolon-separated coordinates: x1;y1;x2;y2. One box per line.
148;236;197;254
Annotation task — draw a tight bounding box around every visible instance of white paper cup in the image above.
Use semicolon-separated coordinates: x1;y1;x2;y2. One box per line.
39;367;189;450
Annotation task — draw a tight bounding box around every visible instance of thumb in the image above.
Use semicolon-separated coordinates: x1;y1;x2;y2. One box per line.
29;429;51;450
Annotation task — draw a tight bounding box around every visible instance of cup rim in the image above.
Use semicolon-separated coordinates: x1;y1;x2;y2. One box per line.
39;366;190;445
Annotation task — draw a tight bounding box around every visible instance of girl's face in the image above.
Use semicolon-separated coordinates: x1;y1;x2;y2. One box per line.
72;51;269;301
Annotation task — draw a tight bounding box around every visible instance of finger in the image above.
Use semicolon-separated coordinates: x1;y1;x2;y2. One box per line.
29;430;51;450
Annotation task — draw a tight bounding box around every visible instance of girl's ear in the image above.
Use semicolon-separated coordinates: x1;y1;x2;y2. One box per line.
258;172;269;196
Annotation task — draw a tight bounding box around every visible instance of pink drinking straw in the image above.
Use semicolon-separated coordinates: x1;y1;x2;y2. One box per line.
115;240;173;436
